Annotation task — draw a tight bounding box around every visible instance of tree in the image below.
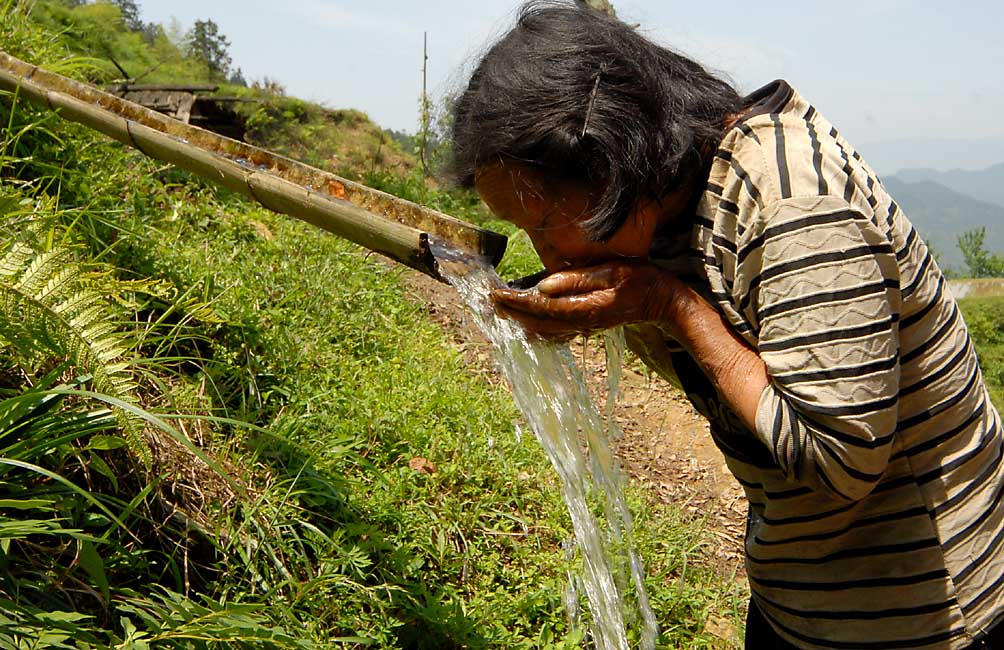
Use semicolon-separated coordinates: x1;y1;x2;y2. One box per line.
140;20;163;45
228;67;248;87
186;19;232;81
958;227;1004;278
109;0;143;32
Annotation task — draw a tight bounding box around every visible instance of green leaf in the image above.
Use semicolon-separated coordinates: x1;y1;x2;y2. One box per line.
0;234;151;465
119;616;151;650
0;498;54;510
87;434;126;451
77;540;109;604
0;458;132;537
87;451;118;491
0;391;62;438
37;611;91;623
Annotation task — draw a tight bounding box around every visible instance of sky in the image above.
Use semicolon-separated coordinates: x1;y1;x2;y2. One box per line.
139;1;1004;173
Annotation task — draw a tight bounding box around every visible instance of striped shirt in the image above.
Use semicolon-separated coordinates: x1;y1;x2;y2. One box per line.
634;80;1004;649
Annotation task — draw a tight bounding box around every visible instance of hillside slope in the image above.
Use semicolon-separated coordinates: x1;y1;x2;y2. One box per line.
883;176;1004;271
895;162;1004;209
0;2;748;647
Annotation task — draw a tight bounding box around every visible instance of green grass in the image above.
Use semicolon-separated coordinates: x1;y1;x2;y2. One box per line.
959;296;1004;411
0;2;748;646
100;170;745;648
239;98;417;182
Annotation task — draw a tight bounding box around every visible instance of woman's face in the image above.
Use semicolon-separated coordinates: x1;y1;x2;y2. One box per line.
474;161;662;272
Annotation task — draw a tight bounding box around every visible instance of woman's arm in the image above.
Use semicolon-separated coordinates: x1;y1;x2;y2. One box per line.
491;262;769;431
654;280;770;431
493;194;903;503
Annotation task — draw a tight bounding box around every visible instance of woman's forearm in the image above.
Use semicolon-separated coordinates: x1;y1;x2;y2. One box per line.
652;280;770;432
492;261;771;430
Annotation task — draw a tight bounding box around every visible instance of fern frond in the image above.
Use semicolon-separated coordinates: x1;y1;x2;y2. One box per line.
0;240;151;466
66;304;109;331
13;248;73;298
0;241;33;278
36;265;83;303
50;288;106;316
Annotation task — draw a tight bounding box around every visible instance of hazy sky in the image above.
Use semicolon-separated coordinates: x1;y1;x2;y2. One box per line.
140;1;1004;172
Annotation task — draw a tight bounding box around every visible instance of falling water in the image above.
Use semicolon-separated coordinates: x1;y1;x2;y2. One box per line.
440;254;657;650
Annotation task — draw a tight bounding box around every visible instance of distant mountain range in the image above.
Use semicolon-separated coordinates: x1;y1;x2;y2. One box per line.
858;135;1004;177
892;163;1004;210
883;171;1004;272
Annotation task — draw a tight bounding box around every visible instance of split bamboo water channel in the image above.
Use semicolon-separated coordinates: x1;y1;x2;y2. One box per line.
0;51;657;646
0;50;506;281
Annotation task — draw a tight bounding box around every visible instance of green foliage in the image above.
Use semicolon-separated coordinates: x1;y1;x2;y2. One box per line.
23;0;209;85
959;297;1004;411
0;382;141;647
958;227;1004;278
186;18;232;82
114;588;316;648
118;186;580;645
0;78;152;465
109;0;142;33
0;216;150;464
0;2;747;646
237;94;417;182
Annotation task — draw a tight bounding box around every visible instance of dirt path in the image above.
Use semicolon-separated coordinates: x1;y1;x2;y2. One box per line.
399;267;747;575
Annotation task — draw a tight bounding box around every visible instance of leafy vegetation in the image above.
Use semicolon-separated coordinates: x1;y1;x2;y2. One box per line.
185;18;233;81
26;0;199;85
959;298;1004;411
0;1;746;648
0;216;149;463
238;97;416;183
958;227;1004;278
883;175;1004;274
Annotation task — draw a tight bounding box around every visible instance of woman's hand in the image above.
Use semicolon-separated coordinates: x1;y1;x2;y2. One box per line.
493;260;770;432
490;261;684;340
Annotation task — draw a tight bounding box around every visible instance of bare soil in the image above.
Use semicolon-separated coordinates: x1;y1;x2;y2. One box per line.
399;267;747;576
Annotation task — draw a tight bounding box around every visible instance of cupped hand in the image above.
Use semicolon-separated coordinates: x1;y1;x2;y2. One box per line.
490;261;682;340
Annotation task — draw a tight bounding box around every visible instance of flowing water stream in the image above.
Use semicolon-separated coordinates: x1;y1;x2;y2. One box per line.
439;254;657;650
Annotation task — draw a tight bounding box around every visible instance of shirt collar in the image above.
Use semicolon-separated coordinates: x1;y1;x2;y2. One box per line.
737;79;795;121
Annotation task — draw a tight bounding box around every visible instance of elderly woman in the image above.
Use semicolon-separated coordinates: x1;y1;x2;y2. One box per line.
448;3;1004;649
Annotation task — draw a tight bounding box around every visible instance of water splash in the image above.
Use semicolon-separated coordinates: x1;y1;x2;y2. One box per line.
441;258;657;650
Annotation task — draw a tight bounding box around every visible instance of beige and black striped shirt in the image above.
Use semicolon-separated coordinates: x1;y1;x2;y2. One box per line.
637;81;1004;649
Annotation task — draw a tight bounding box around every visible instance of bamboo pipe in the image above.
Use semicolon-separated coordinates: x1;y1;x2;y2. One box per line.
0;51;508;282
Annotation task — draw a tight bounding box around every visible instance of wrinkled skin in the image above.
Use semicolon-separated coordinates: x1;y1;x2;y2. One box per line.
492;261;686;341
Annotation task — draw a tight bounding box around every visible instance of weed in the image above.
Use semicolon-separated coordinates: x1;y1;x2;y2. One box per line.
0;2;748;647
959;297;1004;411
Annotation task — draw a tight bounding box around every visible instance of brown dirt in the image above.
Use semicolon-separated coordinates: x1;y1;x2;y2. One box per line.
398;267;747;577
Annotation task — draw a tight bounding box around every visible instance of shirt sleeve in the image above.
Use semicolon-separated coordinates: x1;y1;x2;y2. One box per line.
735;195;902;500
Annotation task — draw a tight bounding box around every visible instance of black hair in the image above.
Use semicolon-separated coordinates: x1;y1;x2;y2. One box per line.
448;0;742;240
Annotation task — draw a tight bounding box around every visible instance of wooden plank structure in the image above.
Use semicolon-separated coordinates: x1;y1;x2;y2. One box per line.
106;83;249;141
0;51;508;282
